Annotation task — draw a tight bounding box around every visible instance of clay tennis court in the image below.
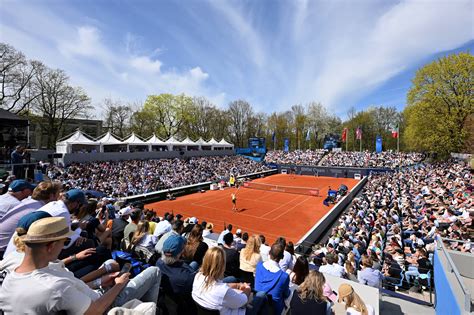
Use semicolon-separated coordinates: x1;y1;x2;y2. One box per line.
146;174;359;244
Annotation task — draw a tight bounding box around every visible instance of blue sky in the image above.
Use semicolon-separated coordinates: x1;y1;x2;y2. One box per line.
0;0;472;119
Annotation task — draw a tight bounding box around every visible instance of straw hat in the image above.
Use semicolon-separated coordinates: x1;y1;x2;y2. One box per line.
338;283;354;303
21;217;74;243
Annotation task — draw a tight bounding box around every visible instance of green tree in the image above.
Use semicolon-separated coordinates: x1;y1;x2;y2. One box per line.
404;52;473;157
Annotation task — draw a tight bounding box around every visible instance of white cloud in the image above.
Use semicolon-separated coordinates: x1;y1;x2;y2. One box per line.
130;56;162;73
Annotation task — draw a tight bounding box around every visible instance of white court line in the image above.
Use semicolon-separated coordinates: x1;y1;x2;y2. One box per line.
261;194;303;219
272;195;312;221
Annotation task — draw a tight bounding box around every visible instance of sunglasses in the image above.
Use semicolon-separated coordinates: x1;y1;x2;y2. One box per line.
63;238;71;246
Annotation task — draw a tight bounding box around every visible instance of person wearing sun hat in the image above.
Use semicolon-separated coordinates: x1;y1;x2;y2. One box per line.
337;283;374;315
0;216;162;314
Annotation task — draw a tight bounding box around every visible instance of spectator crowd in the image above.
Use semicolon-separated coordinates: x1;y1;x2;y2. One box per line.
0;154;471;314
265;149;327;166
320;151;425;168
47;156;270;197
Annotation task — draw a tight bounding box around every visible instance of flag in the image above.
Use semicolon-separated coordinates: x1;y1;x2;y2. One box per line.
341;128;348;142
272;131;276;143
392;124;399;138
306;129;311;141
356;127;362;140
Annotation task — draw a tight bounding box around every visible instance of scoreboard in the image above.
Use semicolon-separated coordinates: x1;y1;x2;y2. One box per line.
248;137;266;149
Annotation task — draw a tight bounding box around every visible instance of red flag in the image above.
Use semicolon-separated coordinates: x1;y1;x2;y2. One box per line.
392;124;399;138
342;128;348;142
356;127;362;140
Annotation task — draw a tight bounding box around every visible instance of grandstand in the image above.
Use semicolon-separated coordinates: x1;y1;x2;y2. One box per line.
0;149;472;315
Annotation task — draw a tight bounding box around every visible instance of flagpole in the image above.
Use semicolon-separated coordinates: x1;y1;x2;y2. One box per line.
360;133;362;152
346;129;348;152
397;125;400;152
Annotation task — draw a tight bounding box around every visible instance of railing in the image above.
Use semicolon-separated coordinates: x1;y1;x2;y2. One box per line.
436;235;471;313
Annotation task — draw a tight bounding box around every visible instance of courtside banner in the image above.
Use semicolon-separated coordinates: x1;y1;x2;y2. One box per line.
376;135;383;153
284;138;289;152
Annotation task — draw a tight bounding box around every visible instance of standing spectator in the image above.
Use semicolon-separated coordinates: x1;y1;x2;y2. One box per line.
290;270;332;315
10;146;26;179
338;283;375;315
254;243;291;315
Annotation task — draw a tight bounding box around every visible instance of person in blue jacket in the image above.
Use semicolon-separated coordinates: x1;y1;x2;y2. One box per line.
254;243;290;315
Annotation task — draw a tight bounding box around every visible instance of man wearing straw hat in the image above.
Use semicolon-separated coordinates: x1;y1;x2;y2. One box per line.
0;217;162;314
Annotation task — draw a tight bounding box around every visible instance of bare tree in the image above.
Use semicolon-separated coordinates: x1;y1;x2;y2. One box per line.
32;66;91;148
0;43;41;113
227;100;254;147
102;98;132;138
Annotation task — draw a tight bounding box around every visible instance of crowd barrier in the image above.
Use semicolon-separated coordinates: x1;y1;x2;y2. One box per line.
122;169;278;204
275;164;394;179
294;176;368;255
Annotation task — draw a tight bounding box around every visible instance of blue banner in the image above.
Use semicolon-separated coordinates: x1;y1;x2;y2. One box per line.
284;138;289;152
376;135;382;153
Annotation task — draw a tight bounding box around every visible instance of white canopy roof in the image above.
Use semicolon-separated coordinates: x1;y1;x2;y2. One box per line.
180;137;197;145
146;134;167;145
96;131;124;145
207;138;220;145
165;136;183;145
57;130;96;145
218;139;234;147
195;137;209;145
123;133;146;145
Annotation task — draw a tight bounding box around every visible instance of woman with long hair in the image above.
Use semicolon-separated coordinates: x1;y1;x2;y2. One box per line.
129;220;157;251
239;234;262;286
75;200;112;248
289;270;332;315
289;255;309;285
192;247;251;315
338;283;374;315
182;224;209;266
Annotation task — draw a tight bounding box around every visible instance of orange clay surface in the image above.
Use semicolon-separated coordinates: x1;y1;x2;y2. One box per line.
146;174;359;244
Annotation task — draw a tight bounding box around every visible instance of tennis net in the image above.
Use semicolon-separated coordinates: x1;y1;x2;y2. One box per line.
242;182;320;196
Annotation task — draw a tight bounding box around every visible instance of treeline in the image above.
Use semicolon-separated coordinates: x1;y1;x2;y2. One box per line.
1;42;472;156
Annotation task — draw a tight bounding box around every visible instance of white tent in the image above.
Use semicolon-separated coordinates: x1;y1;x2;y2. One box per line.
166;136;185;151
180;137;199;151
56;130;99;154
146;134;168;151
218;139;234;149
123;133;149;152
96;131;126;152
195;137;211;150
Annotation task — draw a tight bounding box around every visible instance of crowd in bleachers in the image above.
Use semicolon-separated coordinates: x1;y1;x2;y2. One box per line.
46;156;270;197
320;151;425;168
0;157;471;314
264;149;327;165
304;160;472;296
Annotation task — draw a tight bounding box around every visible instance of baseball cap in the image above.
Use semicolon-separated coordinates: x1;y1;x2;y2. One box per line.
8;179;36;192
119;206;133;216
162;234;186;257
189;217;198;224
236;229;242;235
17;211;52;231
64;189;88;205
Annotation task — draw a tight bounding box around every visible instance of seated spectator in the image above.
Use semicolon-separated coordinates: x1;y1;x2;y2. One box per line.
255;243;291;315
74;199;112;249
236;232;248;252
123;209;141;245
156;234;197;314
290;270;332;315
192;246;251;315
129;220;157;252
154;213;174;239
239;234;262;287
319;253;345;278
217;224;233;245
382;255;402;290
203;222;213;237
275;237;294;272
289;256;309;286
405;248;432;285
357;256;382;287
0;217;162;314
222;232;240;278
259;234;271;262
155;219;184;254
338;283;375;315
111;206;132;250
182;224;209;266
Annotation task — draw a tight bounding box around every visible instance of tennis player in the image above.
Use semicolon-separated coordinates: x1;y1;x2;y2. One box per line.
231;193;237;212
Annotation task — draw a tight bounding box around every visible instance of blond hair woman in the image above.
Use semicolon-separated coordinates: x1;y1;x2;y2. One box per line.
239;234;262;287
192;247;251;315
129;220;157;251
338;283;374;315
289;270;332;315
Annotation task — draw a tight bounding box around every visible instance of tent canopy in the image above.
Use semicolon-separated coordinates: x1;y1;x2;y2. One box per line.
195;138;209;145
218;139;233;147
146;134;167;145
96;131;124;145
180;137;197;145
0;109;28;127
207;138;220;145
165;136;182;145
57;130;96;145
123;132;146;145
